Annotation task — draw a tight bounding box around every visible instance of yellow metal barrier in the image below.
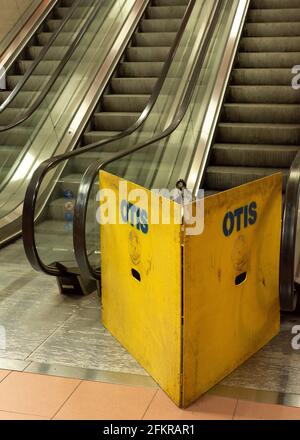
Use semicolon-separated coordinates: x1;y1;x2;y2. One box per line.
100;171;281;407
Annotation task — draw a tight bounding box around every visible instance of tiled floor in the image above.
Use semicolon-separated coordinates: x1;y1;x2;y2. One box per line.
0;369;300;420
1;240;300;418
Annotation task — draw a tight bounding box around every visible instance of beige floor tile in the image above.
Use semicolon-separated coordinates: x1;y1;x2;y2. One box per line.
143;390;237;420
54;380;157;420
0;372;80;417
0;370;10;382
234;400;300;420
0;410;48;420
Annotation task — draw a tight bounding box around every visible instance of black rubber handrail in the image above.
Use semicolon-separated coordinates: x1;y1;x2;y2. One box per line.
23;0;196;276
280;152;300;311
0;0;102;132
73;0;224;280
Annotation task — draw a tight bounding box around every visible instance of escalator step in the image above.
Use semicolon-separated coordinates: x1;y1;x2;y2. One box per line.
237;52;300;68
240;36;300;52
217;122;300;145
140;18;181;33
0;90;40;108
102;95;150;112
222;103;300;124
111;77;158;94
134;32;176;47
17;60;61;76
205;166;288;192
118;62;164;78
231;68;293;86
211;144;300;168
244;22;300;37
93;112;140;131
146;6;187;19
82;131;121;145
228;86;300;104
248;9;300;23
251;0;300;8
126;46;170;62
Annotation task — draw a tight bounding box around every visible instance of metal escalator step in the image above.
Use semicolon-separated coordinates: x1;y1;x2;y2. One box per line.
17;60;60;76
27;45;69;60
0;145;21;168
126;46;170;62
134;32;176;47
93;112;140;131
222;103;300;124
46;18;81;32
111;78;158;94
217;122;300;145
251;0;300;8
248;9;300;23
228;86;300;104
0;127;32;146
118;62;164;78
140;18;181;33
82;131;121;145
0;91;39;108
37;32;74;46
6;75;51;91
243;22;300;37
237;51;300;68
102;95;150;112
211;144;300;168
231;68;293;85
54;6;89;19
0;108;33;126
240;36;300;52
205;166;288;191
146;6;187;19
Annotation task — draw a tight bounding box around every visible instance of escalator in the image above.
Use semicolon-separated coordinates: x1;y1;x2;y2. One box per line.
0;0;145;245
45;0;190;235
204;0;300;195
0;0;90;178
23;0;206;292
61;0;300;312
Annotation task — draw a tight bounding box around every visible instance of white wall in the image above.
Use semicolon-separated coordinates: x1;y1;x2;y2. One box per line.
0;0;37;43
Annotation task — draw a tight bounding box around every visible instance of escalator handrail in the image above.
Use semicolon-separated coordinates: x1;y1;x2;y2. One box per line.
0;0;80;114
73;0;225;280
0;0;103;131
22;0;195;276
280;152;300;311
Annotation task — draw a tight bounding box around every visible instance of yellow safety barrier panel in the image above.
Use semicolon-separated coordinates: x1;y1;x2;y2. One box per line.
100;171;281;408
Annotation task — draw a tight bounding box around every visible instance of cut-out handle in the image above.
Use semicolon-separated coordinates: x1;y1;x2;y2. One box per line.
235;272;247;286
131;268;141;282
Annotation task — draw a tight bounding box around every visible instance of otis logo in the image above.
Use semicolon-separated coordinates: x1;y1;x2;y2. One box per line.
120;200;148;234
223;202;257;237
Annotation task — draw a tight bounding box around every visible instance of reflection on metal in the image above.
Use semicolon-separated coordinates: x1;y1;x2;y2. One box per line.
0;1;56;70
280;151;300;311
210;385;300;409
185;0;250;195
25;362;158;388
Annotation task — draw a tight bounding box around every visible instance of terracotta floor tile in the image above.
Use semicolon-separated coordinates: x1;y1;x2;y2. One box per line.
0;370;10;382
0;372;80;418
143;390;237;420
54;381;157;420
234;400;300;420
0;410;48;420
